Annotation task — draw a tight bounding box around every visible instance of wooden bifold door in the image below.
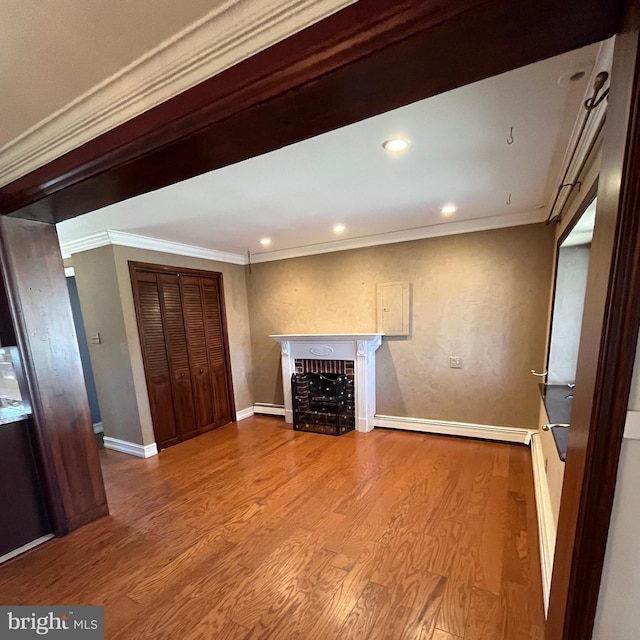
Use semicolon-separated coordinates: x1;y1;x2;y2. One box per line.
130;263;235;449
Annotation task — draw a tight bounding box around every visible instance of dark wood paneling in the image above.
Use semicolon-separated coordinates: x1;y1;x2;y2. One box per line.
0;217;108;533
0;420;51;557
546;7;640;638
0;0;623;223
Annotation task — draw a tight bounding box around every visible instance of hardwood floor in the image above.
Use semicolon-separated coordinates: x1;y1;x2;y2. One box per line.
0;416;544;639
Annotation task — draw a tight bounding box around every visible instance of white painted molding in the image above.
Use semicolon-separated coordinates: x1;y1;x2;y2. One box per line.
59;210;548;267
624;410;640;440
530;432;556;615
61;231;111;255
93;422;104;434
0;0;357;187
374;414;534;445
0;534;55;565
253;403;286;416
252;209;547;263
60;230;246;265
235;407;255;421
546;38;613;221
64;267;75;277
271;334;383;433
103;436;158;458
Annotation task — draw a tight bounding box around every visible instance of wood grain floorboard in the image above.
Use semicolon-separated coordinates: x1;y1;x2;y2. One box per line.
0;416;544;639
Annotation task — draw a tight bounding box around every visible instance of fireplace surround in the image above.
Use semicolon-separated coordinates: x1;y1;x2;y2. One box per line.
270;334;383;432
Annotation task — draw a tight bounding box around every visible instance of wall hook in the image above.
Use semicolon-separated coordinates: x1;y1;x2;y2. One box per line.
507;127;514;145
507;193;512;205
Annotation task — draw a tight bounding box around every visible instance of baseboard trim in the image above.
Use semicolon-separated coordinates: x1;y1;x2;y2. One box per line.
93;421;104;434
236;407;255;421
0;534;55;565
374;414;534;444
253;403;286;417
103;436;158;458
530;432;556;615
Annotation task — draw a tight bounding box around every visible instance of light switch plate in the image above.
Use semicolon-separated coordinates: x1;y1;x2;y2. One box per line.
449;356;463;369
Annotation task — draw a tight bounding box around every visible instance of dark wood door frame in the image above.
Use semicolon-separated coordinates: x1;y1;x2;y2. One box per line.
0;1;637;637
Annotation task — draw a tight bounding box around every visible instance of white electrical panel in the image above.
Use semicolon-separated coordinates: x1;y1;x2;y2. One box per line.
376;281;410;336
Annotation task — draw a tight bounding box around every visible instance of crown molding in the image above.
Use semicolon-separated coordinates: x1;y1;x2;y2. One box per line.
60;230;246;265
546;37;614;221
0;0;356;188
61;231;112;256
60;209;547;266
250;209;547;263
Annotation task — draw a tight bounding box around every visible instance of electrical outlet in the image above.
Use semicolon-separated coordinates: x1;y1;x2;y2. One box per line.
449;356;463;369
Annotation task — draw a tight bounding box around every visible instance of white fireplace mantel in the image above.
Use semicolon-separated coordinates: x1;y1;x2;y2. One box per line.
270;333;383;432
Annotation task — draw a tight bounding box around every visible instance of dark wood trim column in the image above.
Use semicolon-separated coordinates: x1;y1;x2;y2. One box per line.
0;217;108;534
547;2;640;637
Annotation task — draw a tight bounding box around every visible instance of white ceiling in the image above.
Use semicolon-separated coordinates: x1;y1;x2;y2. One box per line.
57;44;599;260
0;0;224;147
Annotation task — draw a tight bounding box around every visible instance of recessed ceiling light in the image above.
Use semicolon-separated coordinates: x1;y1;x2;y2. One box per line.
333;224;346;234
441;204;457;215
382;138;410;153
260;237;271;246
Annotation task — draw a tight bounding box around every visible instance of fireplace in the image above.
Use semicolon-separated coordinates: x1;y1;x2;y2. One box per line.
292;368;354;435
270;334;383;432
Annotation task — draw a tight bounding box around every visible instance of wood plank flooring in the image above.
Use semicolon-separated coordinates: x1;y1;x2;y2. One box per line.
0;416;544;639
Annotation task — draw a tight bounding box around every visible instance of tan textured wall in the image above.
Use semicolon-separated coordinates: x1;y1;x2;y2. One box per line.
72;246;144;443
248;223;555;428
72;245;253;446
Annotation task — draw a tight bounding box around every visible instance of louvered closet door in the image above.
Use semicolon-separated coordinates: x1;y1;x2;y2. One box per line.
202;277;232;426
158;274;198;438
134;272;179;448
180;276;215;429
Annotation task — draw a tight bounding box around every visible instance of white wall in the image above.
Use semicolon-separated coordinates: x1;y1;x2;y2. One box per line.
593;336;640;639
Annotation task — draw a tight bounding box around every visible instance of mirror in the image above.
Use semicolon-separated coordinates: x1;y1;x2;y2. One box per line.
542;195;596;462
547;196;596;386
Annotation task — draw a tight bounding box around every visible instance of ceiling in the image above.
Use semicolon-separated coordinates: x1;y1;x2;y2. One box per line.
0;0;224;147
57;43;599;261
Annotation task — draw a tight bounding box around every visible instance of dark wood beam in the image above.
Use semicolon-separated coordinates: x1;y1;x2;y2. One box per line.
0;0;623;223
0;217;108;533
